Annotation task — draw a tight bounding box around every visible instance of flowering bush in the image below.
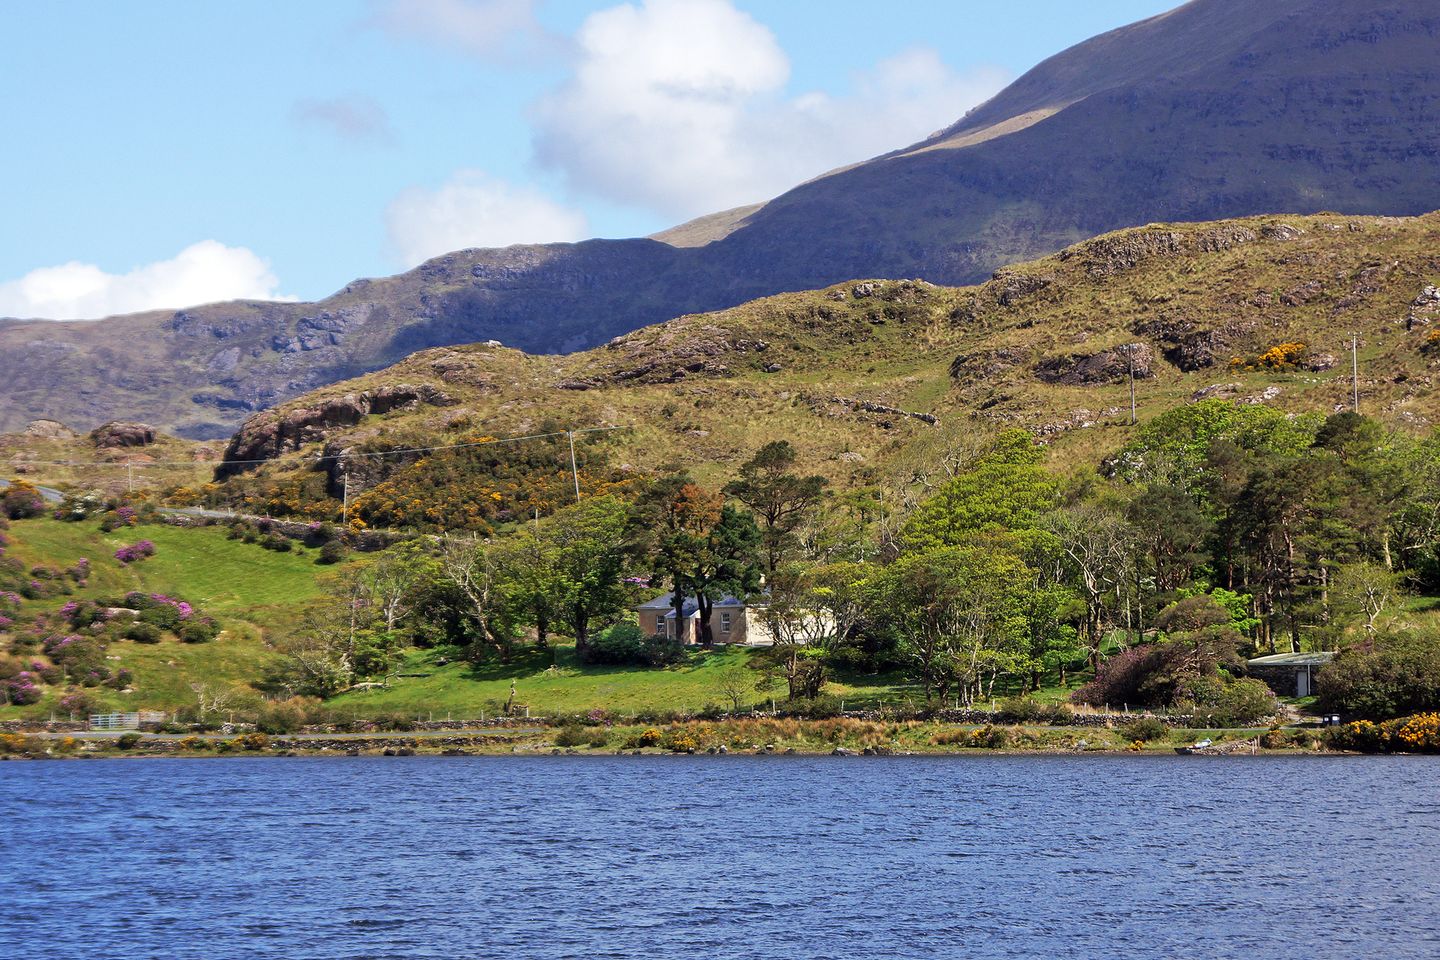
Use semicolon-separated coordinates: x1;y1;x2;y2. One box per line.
113;540;156;565
1;481;45;520
58;689;97;714
1326;713;1440;753
2;671;42;705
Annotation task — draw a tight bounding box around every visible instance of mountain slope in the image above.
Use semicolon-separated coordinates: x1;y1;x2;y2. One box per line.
5;0;1440;437
202;211;1440;521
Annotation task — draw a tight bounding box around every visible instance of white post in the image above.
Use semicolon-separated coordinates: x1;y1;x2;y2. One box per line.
342;469;350;525
567;431;581;502
1352;334;1360;413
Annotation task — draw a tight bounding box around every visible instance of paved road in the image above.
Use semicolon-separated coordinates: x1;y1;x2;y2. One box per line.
0;478;63;503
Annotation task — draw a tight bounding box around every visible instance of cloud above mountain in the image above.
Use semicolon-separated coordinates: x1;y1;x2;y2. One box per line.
371;0;562;62
0;241;289;321
292;95;394;144
531;0;1008;219
385;169;590;268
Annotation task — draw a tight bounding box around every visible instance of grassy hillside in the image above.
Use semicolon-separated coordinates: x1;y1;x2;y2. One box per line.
208;212;1440;516
0;518;327;719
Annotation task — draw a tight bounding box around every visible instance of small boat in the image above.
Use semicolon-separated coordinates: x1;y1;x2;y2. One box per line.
1174;739;1213;755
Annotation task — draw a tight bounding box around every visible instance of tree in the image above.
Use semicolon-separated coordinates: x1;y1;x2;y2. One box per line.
544;496;631;655
1044;503;1137;667
715;661;754;712
755;562;851;701
868;545;1030;705
1329;562;1404;639
438;535;520;661
1125;483;1212;603
899;430;1058;554
638;477;763;646
724;440;827;574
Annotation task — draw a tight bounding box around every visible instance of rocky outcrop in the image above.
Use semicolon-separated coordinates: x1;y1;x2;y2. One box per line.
949;348;1026;381
23;419;76;440
1034;344;1153;385
1134;315;1258;371
1065;225;1259;278
216;384;453;477
89;422;156;448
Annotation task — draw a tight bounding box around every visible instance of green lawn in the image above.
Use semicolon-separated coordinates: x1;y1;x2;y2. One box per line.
325;643;923;721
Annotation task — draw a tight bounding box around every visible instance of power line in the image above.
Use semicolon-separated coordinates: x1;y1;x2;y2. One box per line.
4;425;629;470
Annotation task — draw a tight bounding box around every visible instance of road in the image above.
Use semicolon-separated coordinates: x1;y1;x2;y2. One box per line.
1;477;293;524
0;478;63;503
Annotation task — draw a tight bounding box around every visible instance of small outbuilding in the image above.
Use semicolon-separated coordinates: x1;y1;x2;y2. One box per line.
1246;651;1334;698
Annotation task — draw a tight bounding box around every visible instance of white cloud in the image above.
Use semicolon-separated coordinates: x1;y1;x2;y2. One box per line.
0;241;290;321
532;0;1009;219
385;169;590;268
371;0;559;62
293;95;394;144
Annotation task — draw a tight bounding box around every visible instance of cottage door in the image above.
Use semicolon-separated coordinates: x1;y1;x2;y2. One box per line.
1295;669;1310;698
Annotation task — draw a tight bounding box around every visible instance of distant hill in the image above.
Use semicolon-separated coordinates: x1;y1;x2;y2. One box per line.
204;212;1440;518
4;0;1440;437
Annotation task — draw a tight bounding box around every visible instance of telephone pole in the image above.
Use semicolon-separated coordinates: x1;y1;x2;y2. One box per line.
1351;334;1360;413
1126;346;1137;425
567;430;581;502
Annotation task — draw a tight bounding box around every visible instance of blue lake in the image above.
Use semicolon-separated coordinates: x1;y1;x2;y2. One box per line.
2;755;1438;959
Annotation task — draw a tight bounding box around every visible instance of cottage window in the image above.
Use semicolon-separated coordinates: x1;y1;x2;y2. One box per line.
656;615;667;636
720;612;732;633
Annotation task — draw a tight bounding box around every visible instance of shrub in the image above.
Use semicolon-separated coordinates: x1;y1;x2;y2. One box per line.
1318;633;1440;720
1191;678;1278;727
113;540;156;565
256;700;312;734
554;725;590;748
629;727;663;748
239;732;270;751
177;735;212;751
781;695;844;719
668;732;698;753
968;725;1011;749
115;732;143;750
124;622;163;644
1;481;45;520
260;533;293;553
585;622;687;667
317;540;347;565
586;730;611;749
178;617;221;644
1119;717;1169;743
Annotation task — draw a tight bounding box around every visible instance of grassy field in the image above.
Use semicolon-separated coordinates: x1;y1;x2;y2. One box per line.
2;517;330;718
323;643;929;721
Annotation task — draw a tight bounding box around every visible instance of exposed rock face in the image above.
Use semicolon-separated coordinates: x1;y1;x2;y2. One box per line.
89;422;156;448
1034;344;1154;385
1065;226;1259;278
1134;315;1259;371
216;384;453;477
24;419;76;440
949;348;1026;381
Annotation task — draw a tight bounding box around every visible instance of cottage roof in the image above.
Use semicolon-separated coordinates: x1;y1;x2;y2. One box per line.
1247;652;1335;667
636;591;747;615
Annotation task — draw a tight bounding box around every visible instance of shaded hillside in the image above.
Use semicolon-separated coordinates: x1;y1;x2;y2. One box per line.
5;0;1440;437
203;212;1440;521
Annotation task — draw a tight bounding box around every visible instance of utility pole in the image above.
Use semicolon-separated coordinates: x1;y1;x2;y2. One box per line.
567;430;581;502
1351;334;1360;413
1126;345;1137;425
126;461;134;493
341;468;350;525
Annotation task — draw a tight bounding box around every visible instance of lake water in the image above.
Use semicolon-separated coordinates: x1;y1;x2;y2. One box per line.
3;755;1438;959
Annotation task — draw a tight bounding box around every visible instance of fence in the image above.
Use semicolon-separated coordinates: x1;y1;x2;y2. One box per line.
88;711;166;731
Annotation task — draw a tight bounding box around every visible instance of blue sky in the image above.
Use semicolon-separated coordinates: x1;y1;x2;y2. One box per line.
0;0;1178;318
